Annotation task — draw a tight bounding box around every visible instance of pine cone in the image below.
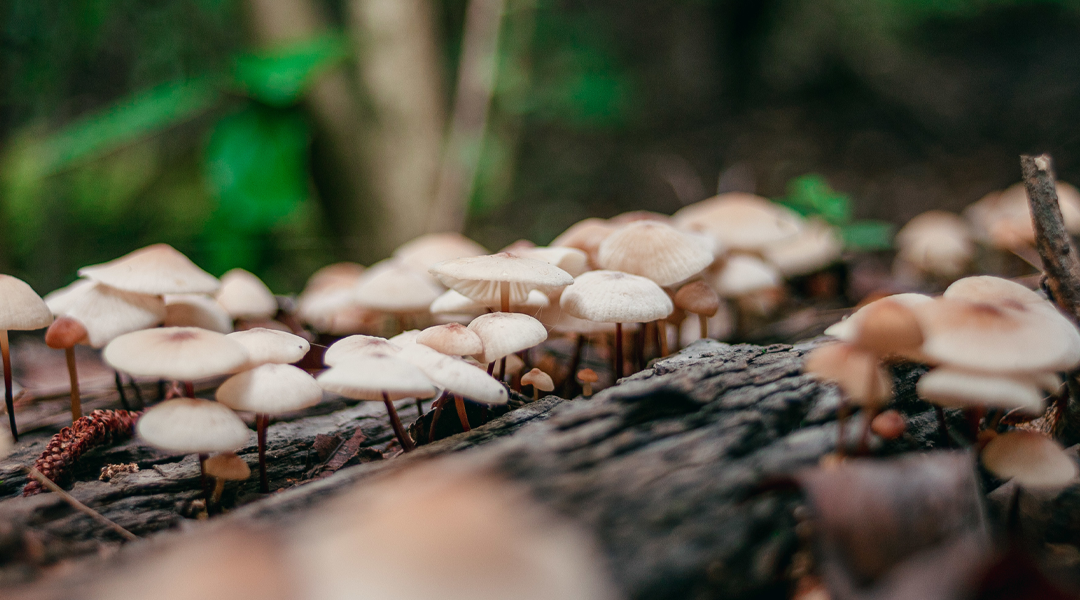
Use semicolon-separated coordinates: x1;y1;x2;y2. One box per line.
23;410;139;496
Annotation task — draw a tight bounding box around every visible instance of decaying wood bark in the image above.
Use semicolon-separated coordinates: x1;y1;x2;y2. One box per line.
1022;153;1080;323
0;340;1008;598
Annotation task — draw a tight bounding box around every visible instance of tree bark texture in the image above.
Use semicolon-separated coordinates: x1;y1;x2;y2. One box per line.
0;341;1024;598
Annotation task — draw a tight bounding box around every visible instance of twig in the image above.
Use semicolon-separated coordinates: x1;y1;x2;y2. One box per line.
1022;153;1080;322
25;466;138;541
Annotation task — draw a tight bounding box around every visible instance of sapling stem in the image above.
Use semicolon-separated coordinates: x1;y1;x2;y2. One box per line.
382;392;415;452
1;330;15;440
256;414;269;492
114;371;132;412
614;323;624;381
65;348;81;422
453;394;471;432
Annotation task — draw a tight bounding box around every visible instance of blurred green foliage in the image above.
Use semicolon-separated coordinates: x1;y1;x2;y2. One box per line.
777;174;894;251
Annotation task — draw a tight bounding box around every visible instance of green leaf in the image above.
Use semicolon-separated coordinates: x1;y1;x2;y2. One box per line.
841;220;894;251
35;78;220;175
204;106;310;232
778;174;852;226
233;34;349;106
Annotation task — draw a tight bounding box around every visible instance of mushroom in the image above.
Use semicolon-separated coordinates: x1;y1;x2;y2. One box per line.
711;254;784;333
393;232;488;272
354;259;445;333
136;398;251;504
597;221;716;287
761;219;843;279
673;281;720;341
559;271;673;381
430;253;573;313
550;217;618;269
164;294;234;333
216;269;279;323
396;343;508;437
226;328;310;371
577;368;598;398
296;263;374;336
323;335;401;367
804;342;893;454
104;327;250;398
0;275;54;439
78;243;221;295
417;324;484;357
317;354;437;452
44;318;89;422
467;312;547;379
893;211;974;283
203;451;251;508
217;364;323;491
673;192;803;252
521;368;554;401
981;430;1078;491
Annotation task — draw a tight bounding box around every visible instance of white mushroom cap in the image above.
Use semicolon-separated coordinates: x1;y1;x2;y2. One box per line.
417;323;484;356
354;259;445;314
163;294;233;333
324;335;401;367
916;367;1046;414
44;278;96;317
511;247;589;278
389;329;422;347
217;364;323;414
396;344;509;405
965;182;1080;248
673;192;803;251
549;218;618;269
64;282;166;348
216;269;278;320
227;328;310;369
803;342;892;406
394;233;488;272
467;313;547;364
824;293;933;342
894;210;974;278
521;368;554;393
762;219;843;277
914;298;1080;373
78;243;220;295
981;430;1079;490
104;327;250;380
597;221;716;287
711;254;782;297
430;288;550;316
0;275;53;331
942;275;1047;307
430;253;574;306
136;398;251;454
559;270;673;324
298;286;378;336
301;262;366;294
317;353;438;401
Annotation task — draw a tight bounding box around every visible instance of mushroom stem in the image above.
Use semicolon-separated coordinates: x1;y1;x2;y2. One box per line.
500;281;510;313
583;381;593;397
657;321;668;357
210;478;226;507
428;392;448;442
128;374;144;410
0;330;15;441
64;347;81;422
532;387;539;402
382;392;415;452
835;401;849;457
184;381;195;399
699;314;709;340
199;453;211;505
453;394;471;432
499;357;507;382
856;407;879;455
614;323;624;381
113;370;132;412
415;398;425;417
563;334;585;397
934;406;952;447
256;414;269;493
634;323;646;371
487;362;496;376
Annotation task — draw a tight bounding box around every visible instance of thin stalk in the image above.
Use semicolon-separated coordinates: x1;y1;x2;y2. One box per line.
487;361;496;376
64;348;81;422
128;374;144;410
857;407;879;455
114;371;132;412
184;381;195;399
453;394;471;432
26;466;137;541
428;392;448;442
415;398;425;417
699;314;709;340
499;356;507;381
1;330;15;441
199;453;211;505
382;392;415;452
935;406;952;447
634;323;646;371
563;333;585;397
835;402;850;457
210;479;226;507
658;321;669;356
614;323;624;381
500;281;510;313
257;414;269;492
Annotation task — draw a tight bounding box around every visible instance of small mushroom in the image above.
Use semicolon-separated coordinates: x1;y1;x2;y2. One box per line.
597;221;716;287
104;327;250;398
467;313;547;378
0;275;54;439
521;368;554;401
216;269;279;322
226;328;310;371
324;335;401;366
673;281;720;341
204;452;251;508
78;243;221;295
44;317;89;422
577;368;598;398
981;430;1079;491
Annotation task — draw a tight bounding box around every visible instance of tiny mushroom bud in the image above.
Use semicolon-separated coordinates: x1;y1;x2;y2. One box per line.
870;410;906;440
577;368;598;397
521;368;554;401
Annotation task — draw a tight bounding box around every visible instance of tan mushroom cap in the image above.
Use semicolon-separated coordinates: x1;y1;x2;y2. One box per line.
916;367;1045;414
324;335;401;367
550;218;618;269
44;278;96;317
965;182;1080;248
711;254;782;297
393;232;488;272
104;327;250;380
298;286;378;336
317;353;438;401
430;288;550;316
673;192;803;251
430;253;574;306
597;221;716;287
396;344;508;405
559;270;673;324
804;342;892;406
943;275;1046;307
216;269;278;320
163;294;234;333
895;210;974;278
981;430;1079;490
762;219;843;277
521;368;554;393
226;328;310;369
418;323;484;356
467;313;547;364
914;298;1080;373
512;247;589;278
79;243;220;295
674;280;720;317
204;452;251;481
136;398;251;454
851;298;924;357
577;368;598;384
58;282;165;348
302;262;366;294
354;259;444;314
824;293;934;342
0;275;53;331
45;317;89;349
217;363;323;414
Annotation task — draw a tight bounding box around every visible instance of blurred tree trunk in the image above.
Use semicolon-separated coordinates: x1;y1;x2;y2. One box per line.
349;0;447;250
244;0;381;261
